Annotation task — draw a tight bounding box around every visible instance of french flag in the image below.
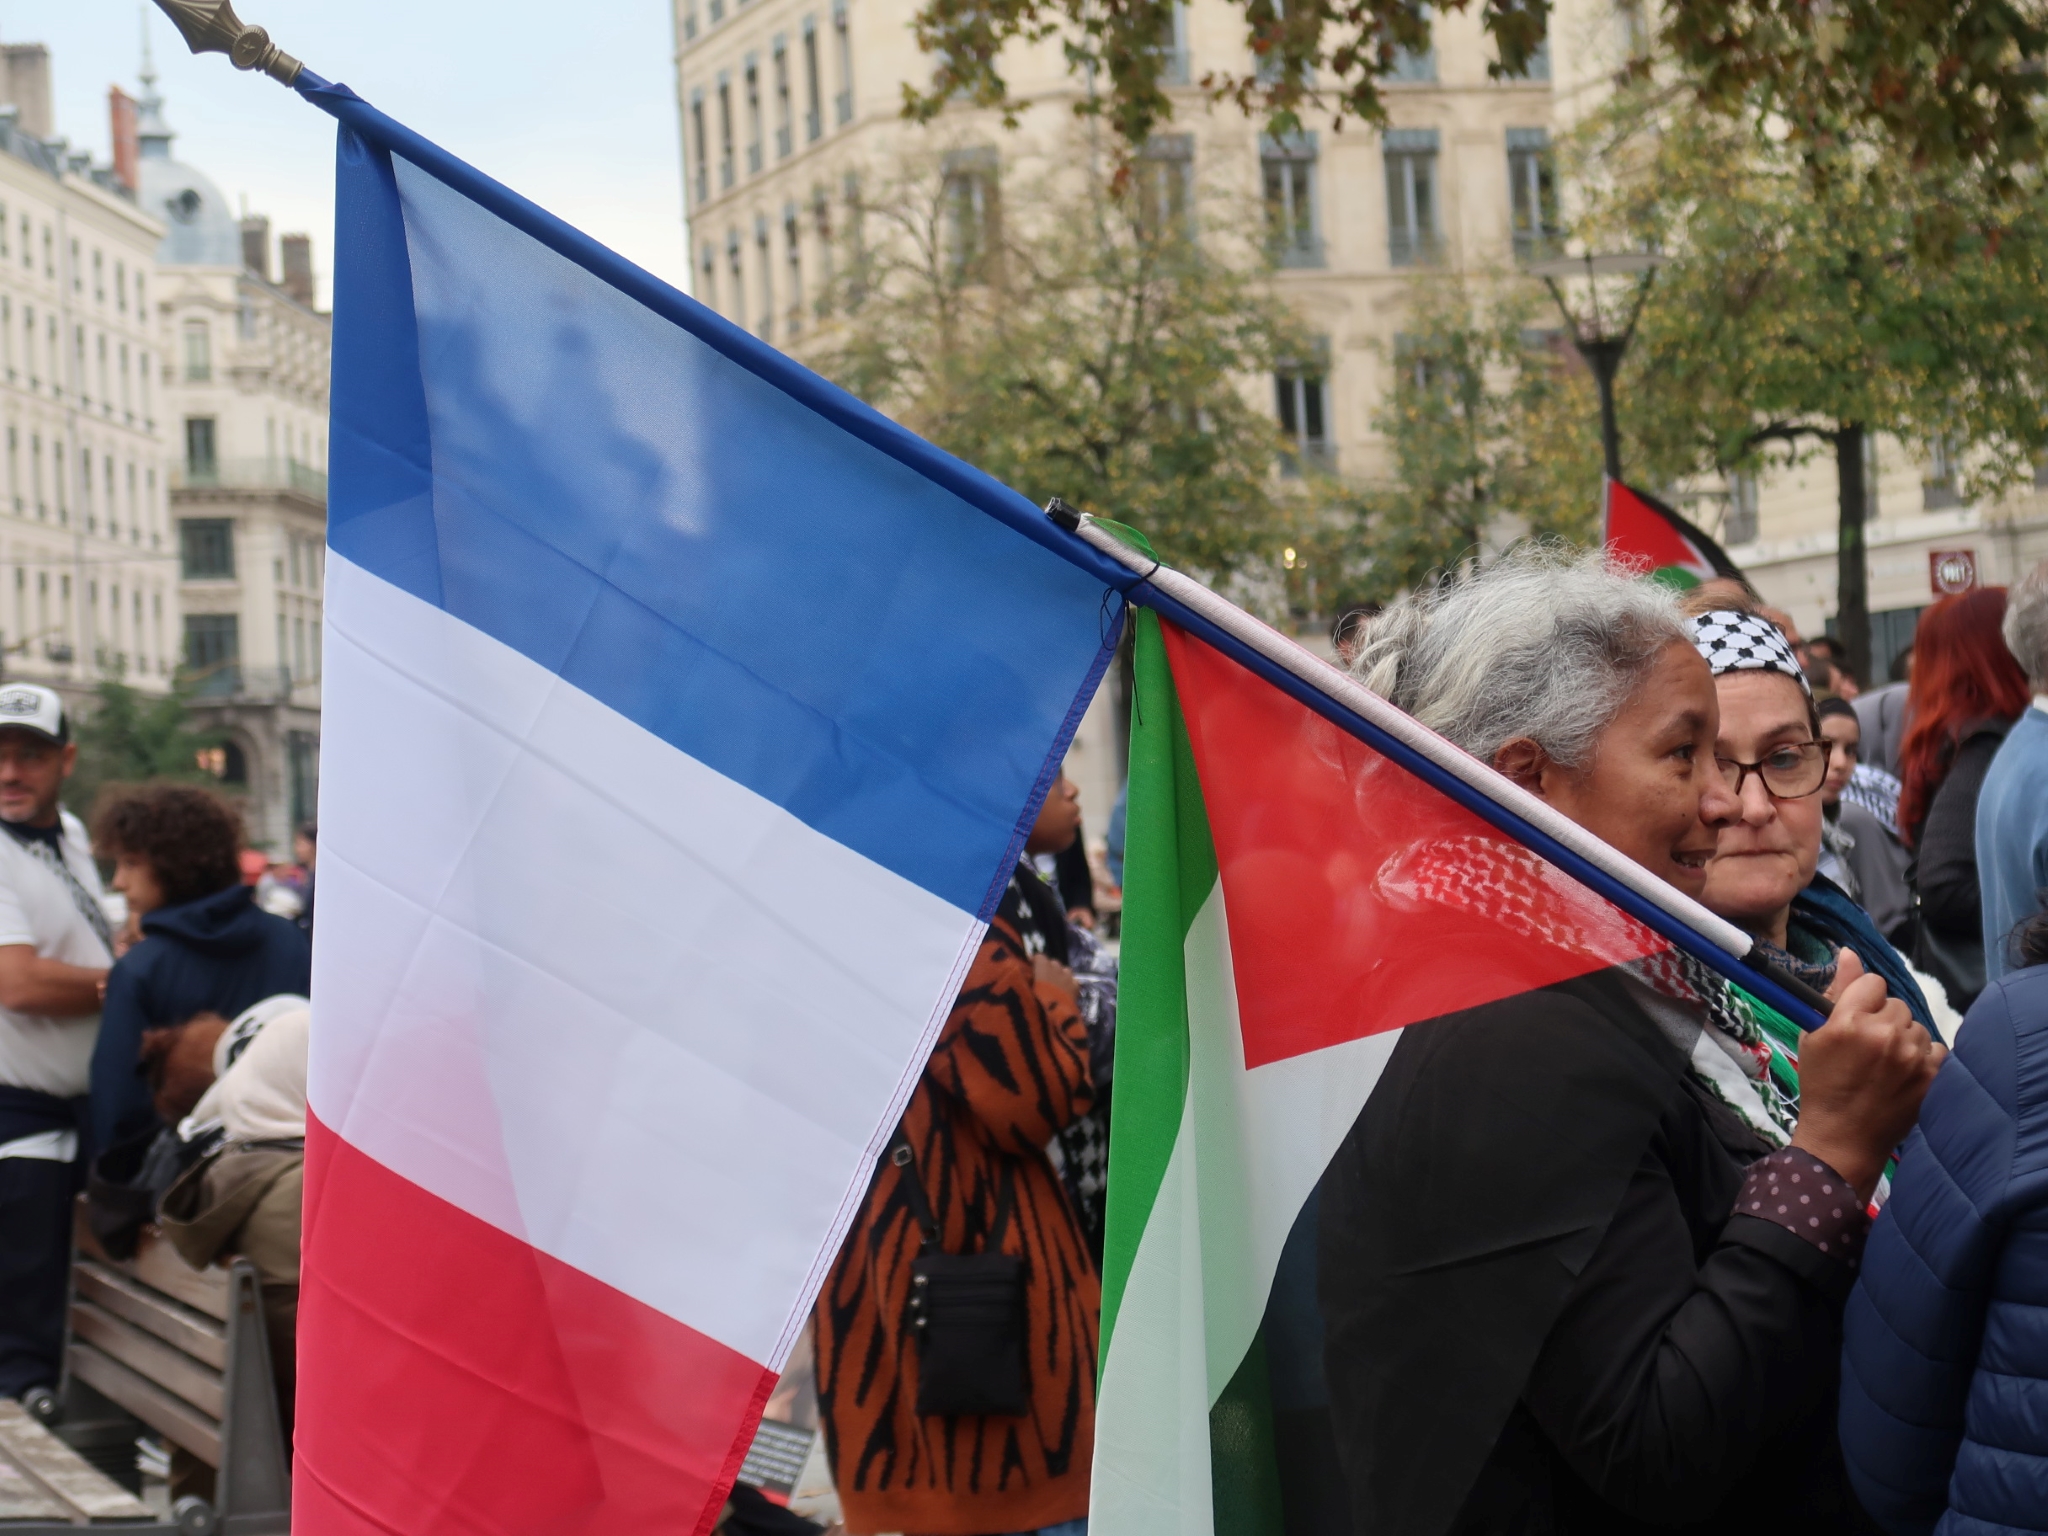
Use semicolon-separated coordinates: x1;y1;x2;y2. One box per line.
298;84;1126;1534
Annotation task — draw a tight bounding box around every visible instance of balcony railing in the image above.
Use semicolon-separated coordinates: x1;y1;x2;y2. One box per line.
185;663;299;702
1279;441;1338;478
170;458;328;504
1389;231;1444;268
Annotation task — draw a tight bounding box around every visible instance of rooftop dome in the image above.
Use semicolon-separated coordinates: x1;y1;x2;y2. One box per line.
132;58;239;267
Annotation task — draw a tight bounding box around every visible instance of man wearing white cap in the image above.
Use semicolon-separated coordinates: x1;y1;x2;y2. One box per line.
0;684;112;1415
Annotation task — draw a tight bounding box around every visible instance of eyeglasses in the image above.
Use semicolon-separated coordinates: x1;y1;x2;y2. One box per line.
1715;740;1829;799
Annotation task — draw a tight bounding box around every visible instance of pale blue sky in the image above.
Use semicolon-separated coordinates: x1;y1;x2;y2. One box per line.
0;0;689;304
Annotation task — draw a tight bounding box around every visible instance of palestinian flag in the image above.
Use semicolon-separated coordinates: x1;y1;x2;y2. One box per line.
1604;478;1746;590
1092;609;1687;1535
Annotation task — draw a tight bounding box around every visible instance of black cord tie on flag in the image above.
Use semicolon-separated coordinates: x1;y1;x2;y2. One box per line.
1046;499;1161;583
1750;960;1835;1017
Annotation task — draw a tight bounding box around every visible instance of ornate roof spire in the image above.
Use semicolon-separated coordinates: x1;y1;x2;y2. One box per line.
137;6;173;159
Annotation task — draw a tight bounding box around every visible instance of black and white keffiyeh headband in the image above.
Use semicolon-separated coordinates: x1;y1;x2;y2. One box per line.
1687;610;1811;699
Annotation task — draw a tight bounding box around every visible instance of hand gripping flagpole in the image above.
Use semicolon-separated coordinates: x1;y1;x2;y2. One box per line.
1044;501;1835;1031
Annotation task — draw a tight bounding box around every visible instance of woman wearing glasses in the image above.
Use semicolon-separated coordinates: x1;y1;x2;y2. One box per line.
1320;552;1942;1536
1683;604;1952;1040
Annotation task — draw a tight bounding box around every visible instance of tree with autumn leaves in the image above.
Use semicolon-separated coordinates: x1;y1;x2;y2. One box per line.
905;0;2047;194
1578;100;2048;681
1289;275;1601;612
815;144;1320;578
1321;106;2048;649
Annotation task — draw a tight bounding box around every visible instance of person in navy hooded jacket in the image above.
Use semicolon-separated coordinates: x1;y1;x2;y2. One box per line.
1841;911;2048;1534
87;786;309;1155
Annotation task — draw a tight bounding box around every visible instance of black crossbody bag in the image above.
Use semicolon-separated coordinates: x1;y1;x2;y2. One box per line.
889;1133;1029;1417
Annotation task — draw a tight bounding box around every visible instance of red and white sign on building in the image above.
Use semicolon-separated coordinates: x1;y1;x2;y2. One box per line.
1930;548;1980;595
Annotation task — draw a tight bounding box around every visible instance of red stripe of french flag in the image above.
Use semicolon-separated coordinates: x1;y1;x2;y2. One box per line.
296;1117;775;1536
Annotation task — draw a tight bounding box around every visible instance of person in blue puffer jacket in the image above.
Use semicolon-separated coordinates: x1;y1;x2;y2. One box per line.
1840;912;2048;1534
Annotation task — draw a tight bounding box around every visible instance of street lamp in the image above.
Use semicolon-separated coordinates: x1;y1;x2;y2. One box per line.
1526;251;1667;483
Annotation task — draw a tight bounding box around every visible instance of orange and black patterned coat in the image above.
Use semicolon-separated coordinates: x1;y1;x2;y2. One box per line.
816;912;1099;1536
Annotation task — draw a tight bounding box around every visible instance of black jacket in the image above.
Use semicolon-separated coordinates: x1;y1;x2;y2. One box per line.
89;884;310;1153
1913;719;2011;944
1319;969;1873;1536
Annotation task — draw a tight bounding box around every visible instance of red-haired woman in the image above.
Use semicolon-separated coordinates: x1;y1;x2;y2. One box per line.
1898;587;2031;1008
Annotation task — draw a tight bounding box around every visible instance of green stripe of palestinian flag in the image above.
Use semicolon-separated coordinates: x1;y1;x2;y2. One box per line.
1092;608;1673;1535
1095;610;1407;1535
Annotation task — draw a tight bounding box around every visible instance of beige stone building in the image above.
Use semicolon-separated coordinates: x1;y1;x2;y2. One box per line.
674;0;1559;488
136;61;331;850
0;45;173;718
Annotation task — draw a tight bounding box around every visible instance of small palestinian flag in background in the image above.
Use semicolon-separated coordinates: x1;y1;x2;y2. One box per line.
1604;478;1747;590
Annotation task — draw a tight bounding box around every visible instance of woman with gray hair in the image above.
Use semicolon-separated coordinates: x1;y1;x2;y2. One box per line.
1319;545;1942;1536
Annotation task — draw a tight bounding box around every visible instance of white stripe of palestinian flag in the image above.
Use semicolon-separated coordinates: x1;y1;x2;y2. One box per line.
1094;876;1399;1535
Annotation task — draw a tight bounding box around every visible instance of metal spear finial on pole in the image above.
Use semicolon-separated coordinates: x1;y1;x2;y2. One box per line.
149;0;305;87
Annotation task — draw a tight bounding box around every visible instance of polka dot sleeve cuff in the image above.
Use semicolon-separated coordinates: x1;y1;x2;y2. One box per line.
1736;1148;1871;1269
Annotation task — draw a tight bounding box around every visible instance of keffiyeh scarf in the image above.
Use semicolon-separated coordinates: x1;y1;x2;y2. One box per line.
1381;833;1799;1144
1688;609;1811;696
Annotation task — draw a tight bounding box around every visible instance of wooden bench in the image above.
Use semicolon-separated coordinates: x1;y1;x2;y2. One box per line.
0;1398;152;1527
0;1213;291;1534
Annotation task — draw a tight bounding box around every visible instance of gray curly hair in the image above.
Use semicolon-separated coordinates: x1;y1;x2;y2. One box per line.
1347;544;1691;770
2004;558;2048;687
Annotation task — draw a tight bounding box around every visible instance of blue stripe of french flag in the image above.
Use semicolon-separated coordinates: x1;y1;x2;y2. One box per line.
297;89;1126;1535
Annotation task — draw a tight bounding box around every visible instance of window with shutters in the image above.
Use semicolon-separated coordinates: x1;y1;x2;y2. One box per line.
1384;129;1441;266
717;74;736;189
833;0;854;124
1262;134;1321;266
941;149;1000;285
180;518;234;579
774;38;794;158
745;56;764;175
1274;352;1334;475
803;17;824;140
1506;128;1558;262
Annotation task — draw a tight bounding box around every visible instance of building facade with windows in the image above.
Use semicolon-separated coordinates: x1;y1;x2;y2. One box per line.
674;0;1559;488
0;47;172;721
138;63;330;850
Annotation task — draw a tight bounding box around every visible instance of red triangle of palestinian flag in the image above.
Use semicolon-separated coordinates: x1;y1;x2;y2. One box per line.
1604;479;1746;591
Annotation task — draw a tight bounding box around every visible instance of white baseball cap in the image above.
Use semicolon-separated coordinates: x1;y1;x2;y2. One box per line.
0;684;67;744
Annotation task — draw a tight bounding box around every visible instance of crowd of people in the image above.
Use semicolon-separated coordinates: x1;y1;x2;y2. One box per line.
5;542;2048;1536
0;680;313;1502
798;548;2048;1536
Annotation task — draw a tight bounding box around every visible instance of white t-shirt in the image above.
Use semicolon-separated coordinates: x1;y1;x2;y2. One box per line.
0;809;113;1100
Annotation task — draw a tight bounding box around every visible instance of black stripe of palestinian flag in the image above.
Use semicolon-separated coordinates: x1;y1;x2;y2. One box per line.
1092;609;1681;1534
